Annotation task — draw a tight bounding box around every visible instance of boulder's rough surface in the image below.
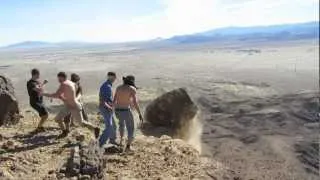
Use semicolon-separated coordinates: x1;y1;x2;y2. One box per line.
59;140;106;179
145;88;198;137
0;76;20;126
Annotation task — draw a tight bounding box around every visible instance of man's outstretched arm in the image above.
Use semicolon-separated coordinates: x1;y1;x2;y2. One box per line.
131;88;143;122
43;84;64;99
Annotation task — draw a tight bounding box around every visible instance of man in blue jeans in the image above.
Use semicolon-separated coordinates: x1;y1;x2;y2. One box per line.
98;72;117;147
113;75;143;151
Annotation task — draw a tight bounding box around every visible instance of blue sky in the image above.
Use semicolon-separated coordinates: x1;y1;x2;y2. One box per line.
0;0;319;46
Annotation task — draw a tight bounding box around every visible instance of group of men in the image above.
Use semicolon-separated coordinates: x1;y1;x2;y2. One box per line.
98;72;143;150
26;69;143;151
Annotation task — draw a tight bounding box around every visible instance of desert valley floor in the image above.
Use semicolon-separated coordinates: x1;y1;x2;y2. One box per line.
0;39;319;179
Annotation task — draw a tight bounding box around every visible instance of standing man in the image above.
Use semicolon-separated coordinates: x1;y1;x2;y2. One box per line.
27;68;49;132
64;73;88;128
114;75;143;151
42;72;99;138
98;72;118;147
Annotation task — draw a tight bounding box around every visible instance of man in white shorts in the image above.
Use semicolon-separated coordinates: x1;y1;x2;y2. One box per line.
42;72;99;138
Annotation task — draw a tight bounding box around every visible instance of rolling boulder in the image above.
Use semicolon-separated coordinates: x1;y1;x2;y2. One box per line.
144;88;198;138
0;76;20;126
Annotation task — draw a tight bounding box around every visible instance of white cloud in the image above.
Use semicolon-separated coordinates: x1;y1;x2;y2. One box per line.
159;0;319;32
1;0;318;45
84;0;318;41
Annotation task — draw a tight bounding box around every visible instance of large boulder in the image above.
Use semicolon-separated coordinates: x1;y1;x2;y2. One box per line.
144;88;198;138
0;76;20;126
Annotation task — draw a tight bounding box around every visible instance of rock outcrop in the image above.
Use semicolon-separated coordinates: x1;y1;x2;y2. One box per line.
58;140;106;179
0;76;20;126
144;88;198;138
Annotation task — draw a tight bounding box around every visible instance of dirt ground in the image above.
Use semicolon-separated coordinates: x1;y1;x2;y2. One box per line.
0;39;319;179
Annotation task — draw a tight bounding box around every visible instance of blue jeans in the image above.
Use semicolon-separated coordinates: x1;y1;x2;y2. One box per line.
99;106;117;147
115;109;135;144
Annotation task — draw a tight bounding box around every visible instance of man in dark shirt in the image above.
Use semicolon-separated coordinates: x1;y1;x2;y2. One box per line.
27;68;48;132
98;72;117;147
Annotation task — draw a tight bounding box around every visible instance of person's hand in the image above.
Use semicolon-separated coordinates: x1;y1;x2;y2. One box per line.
105;103;113;112
108;106;113;112
36;87;44;95
37;90;43;96
59;95;66;101
139;114;144;125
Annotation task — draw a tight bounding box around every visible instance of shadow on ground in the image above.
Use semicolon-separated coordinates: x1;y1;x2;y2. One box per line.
1;133;59;154
140;123;174;138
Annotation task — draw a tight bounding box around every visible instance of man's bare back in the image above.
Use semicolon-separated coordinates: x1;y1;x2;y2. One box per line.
114;84;136;108
114;79;143;149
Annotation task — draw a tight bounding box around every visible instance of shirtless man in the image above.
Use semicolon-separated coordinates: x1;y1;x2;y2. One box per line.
42;72;99;138
113;75;143;151
26;68;49;132
64;73;88;128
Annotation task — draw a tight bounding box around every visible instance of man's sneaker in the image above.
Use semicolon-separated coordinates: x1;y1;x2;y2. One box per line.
109;140;120;146
125;144;134;153
57;130;69;139
32;127;46;134
119;139;124;147
94;127;100;139
37;127;46;132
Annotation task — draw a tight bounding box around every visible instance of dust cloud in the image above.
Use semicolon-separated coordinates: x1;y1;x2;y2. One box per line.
175;112;203;153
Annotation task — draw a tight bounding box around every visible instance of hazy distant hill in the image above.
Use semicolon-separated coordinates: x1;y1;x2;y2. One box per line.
1;41;101;50
201;22;318;36
2;21;319;50
167;21;319;43
4;41;56;49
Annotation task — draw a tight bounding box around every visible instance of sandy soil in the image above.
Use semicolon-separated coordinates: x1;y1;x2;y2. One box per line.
0;119;232;180
0;39;319;179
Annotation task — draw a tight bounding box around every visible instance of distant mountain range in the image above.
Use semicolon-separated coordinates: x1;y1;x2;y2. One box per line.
4;41;54;49
2;41;98;50
166;21;319;44
2;21;319;49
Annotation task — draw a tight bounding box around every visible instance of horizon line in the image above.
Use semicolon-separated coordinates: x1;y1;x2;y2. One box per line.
1;20;318;48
